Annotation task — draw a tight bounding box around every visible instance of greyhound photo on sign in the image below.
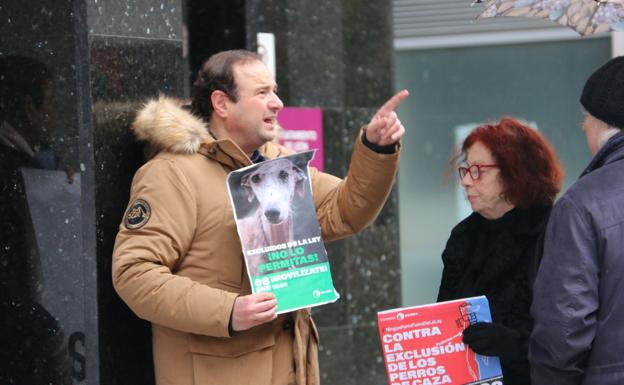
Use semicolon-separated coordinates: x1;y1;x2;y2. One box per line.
227;150;339;313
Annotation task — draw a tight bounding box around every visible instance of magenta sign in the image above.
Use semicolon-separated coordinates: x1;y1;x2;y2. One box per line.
277;107;324;171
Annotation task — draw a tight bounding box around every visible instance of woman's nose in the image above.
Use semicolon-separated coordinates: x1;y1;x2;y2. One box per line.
460;171;473;187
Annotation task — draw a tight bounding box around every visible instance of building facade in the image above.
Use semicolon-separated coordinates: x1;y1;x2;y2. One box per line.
1;1;399;384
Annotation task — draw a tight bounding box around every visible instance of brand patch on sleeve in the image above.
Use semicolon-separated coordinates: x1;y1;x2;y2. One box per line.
124;199;151;229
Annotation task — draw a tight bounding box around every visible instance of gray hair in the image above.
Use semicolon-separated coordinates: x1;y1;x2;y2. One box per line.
598;126;621;150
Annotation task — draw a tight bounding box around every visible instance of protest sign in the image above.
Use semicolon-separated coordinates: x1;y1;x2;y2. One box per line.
227;150;339;313
377;296;504;385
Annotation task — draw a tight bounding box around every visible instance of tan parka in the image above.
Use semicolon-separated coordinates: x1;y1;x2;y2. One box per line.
112;96;400;385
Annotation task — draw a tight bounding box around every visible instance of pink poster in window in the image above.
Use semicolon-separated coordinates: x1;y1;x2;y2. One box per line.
277;107;324;171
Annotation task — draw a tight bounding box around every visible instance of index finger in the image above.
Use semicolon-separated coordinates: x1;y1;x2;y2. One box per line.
252;292;276;301
378;89;409;115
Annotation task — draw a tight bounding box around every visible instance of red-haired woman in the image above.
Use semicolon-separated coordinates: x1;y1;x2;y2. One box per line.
437;117;564;385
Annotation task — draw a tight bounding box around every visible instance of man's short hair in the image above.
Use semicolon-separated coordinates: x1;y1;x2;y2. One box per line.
190;50;262;121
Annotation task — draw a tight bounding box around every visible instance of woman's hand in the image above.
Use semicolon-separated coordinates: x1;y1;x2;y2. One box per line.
462;322;524;362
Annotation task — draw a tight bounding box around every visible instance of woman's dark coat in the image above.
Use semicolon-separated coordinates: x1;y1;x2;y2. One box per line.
437;206;551;385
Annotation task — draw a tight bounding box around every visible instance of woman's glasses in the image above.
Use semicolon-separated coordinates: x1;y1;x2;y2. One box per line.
458;164;498;180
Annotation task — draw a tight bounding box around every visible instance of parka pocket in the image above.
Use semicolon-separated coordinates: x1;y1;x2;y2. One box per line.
190;346;273;385
188;322;275;358
188;325;276;385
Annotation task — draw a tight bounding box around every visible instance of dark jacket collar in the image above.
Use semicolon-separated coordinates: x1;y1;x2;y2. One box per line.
442;206;551;291
451;206;550;239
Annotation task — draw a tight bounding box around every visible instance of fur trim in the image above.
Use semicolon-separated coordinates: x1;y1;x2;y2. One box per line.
131;96;210;155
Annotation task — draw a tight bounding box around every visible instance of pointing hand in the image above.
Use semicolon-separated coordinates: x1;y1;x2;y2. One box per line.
365;89;409;146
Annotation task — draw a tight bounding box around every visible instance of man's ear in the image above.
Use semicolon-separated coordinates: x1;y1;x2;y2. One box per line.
293;166;307;198
211;90;229;118
241;173;256;203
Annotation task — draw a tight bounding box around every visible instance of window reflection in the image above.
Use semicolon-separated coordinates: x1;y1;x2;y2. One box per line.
0;55;77;385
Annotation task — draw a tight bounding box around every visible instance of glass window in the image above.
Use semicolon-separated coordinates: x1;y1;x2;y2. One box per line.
396;38;611;306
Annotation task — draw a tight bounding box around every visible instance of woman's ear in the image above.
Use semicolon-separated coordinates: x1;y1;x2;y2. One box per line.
210;90;229;118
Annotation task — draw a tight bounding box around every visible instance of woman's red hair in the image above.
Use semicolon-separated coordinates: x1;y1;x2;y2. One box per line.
461;117;564;208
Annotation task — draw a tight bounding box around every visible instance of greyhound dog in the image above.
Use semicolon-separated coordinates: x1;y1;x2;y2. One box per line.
237;157;307;275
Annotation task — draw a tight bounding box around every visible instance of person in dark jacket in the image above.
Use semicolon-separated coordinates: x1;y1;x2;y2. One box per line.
438;117;564;385
0;55;72;385
530;57;624;385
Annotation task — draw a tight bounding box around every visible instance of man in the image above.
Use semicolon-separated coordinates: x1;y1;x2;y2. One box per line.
0;55;72;385
112;49;408;385
530;56;624;385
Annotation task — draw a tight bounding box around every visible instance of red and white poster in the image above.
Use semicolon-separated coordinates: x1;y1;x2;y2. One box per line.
377;296;504;385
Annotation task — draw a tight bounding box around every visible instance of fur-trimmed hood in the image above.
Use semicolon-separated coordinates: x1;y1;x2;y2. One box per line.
131;96;211;158
131;96;289;165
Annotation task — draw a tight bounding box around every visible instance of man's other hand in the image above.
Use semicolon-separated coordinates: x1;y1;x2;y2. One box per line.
231;292;278;332
365;89;409;146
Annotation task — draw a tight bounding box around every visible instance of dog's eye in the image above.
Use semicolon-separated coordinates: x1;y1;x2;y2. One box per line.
279;170;289;181
251;174;261;183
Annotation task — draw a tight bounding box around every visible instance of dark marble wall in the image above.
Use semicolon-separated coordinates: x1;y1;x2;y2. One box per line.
86;1;185;385
1;1;398;384
1;2;96;385
246;2;400;384
186;0;246;82
1;1;184;384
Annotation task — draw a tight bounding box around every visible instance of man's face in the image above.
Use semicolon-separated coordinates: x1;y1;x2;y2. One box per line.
582;111;608;155
22;81;55;149
225;60;283;154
